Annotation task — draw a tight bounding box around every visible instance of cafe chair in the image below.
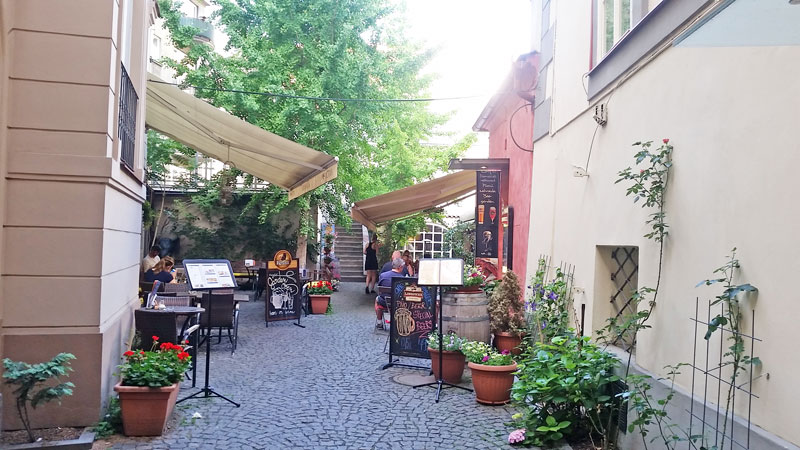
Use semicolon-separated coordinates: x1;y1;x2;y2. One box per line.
134;309;200;383
163;283;190;294
255;268;267;300
156;295;191;307
198;292;239;355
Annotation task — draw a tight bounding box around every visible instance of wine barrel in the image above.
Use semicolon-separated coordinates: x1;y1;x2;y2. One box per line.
441;290;491;343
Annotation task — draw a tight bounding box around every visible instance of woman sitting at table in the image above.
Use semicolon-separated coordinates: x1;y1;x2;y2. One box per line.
144;256;176;283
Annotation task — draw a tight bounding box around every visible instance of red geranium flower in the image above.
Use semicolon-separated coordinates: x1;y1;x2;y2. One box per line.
177;352;190;361
662;138;669;144
123;351;134;357
152;336;159;342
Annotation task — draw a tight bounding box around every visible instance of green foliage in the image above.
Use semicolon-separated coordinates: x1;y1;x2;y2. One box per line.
615;139;672;243
146;130;197;183
527;259;572;342
696;249;759;448
156;0;471;229
462;264;485;288
2;353;76;443
117;340;191;388
461;341;513;366
426;329;467;352
443;221;475;266
511;335;619;447
488;270;525;333
92;397;122;439
377;216;431;263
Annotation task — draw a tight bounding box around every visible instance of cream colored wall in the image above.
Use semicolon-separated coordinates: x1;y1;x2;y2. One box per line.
0;0;151;428
527;13;800;446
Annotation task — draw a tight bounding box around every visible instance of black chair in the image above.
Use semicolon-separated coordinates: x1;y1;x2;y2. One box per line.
199;292;239;354
255;268;267;300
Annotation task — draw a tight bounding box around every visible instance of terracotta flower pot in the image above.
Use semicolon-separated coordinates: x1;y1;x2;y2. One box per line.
114;381;180;436
494;331;526;355
428;348;466;383
468;361;517;405
309;294;330;314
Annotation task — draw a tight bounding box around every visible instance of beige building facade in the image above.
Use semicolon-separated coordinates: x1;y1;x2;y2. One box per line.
528;0;800;448
0;0;158;428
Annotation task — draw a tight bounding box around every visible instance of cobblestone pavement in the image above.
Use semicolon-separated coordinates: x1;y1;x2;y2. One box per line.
111;282;521;449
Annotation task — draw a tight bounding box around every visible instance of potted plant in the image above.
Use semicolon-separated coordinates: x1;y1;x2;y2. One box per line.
455;265;485;292
488;271;526;355
114;337;191;436
427;329;467;383
462;340;516;405
308;280;334;314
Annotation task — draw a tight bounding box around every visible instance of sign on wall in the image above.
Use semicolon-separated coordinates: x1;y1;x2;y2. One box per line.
389;277;435;359
266;250;301;322
475;171;500;259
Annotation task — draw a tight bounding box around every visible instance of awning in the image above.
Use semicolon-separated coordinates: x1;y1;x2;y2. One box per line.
350;171;476;230
145;76;337;199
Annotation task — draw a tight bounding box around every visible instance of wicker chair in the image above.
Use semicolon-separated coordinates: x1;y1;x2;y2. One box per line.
163;283;190;294
199;292;239;354
156;295;191;307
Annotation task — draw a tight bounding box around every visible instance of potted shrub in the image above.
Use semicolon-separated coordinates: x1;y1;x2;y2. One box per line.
488;271;526;355
114;337;191;436
455;265;485;292
462;340;517;405
308;280;334;314
427;329;467;383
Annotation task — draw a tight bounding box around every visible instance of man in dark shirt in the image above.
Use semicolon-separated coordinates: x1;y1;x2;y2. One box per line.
380;250;408;275
374;258;405;327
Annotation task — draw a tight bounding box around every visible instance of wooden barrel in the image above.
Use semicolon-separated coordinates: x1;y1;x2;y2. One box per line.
441;290;491;343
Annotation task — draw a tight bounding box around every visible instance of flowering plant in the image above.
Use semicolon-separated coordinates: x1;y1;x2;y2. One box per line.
307;280;334;295
427;329;467;352
462;265;485;288
461;340;514;366
118;337;191;387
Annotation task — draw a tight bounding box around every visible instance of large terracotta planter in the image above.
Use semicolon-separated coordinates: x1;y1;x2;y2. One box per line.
114;382;180;436
468;361;517;405
494;331;526;355
309;295;331;314
428;348;466;383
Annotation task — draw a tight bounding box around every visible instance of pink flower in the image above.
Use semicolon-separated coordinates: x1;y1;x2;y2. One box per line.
501;349;510;355
508;428;526;444
481;355;490;362
662;138;670;144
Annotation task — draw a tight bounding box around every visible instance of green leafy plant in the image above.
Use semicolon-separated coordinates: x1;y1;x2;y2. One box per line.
511;335;619;448
427;329;467;352
117;338;191;388
527;260;572;342
2;353;76;443
461;341;513;366
488;270;525;333
443;221;475;266
92;396;122;438
696;248;759;448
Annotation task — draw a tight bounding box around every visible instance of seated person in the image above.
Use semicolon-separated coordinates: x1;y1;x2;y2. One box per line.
380;250;408;276
374;258;405;327
144;256;176;283
402;250;415;277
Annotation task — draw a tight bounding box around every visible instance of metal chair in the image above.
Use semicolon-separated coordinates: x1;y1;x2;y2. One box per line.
199;292;239;354
255;268;267;300
134;309;200;383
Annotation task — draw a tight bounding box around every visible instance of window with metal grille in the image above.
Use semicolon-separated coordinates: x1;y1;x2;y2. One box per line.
118;63;138;171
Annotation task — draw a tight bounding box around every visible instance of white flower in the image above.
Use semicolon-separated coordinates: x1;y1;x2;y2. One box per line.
192;412;203;419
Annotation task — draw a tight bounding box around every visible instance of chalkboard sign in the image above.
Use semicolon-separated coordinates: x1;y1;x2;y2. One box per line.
266;250;301;322
389;277;435;359
475;171;500;259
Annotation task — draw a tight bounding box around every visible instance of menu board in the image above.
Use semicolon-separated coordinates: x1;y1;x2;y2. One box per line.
266;250;301;322
389;278;435;359
475;171;500;259
183;259;237;290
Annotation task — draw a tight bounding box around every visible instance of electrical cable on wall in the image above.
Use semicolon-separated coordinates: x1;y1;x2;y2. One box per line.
508;102;534;153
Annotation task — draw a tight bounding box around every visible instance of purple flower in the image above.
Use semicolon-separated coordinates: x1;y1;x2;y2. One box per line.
547;291;559;300
481;355;490;363
501;349;510;355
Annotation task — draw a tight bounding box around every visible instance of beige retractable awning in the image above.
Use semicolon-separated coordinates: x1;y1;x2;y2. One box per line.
145;76;337;199
350;171;476;230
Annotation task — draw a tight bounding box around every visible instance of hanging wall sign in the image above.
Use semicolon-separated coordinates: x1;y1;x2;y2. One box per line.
266;250;301;322
475;171;500;259
389;277;435;359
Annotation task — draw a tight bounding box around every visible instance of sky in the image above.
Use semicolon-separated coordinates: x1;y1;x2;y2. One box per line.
402;0;533;157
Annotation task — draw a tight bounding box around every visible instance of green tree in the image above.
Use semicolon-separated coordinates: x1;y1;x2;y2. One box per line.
154;0;472;245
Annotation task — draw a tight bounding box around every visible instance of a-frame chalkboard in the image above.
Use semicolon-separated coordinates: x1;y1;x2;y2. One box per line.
265;250;303;327
386;277;434;366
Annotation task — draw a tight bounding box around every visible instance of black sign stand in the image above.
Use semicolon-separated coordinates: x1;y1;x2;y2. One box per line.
178;259;240;407
413;285;473;402
177;288;240;407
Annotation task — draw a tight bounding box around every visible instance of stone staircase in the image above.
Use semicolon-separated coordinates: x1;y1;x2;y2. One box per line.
335;222;366;282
